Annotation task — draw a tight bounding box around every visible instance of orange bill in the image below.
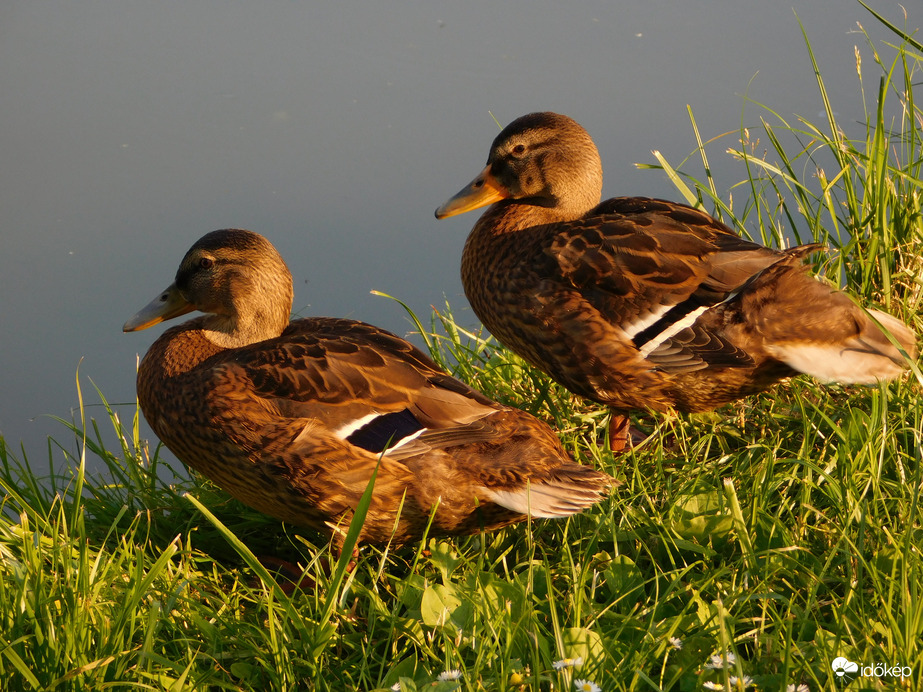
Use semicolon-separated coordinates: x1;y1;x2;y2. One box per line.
435;165;509;219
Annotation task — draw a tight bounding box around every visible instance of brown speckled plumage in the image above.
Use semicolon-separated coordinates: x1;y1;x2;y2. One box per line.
436;112;917;423
124;229;609;546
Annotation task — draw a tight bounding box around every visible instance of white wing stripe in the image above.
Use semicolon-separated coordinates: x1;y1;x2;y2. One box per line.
638;305;709;357
333;412;380;439
622;303;675;339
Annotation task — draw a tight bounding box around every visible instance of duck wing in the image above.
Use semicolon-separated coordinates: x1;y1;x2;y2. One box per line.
196;317;607;536
547;197;817;372
212;317;502;456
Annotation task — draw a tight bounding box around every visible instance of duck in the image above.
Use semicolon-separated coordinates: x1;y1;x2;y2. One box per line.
435;111;918;447
123;229;609;546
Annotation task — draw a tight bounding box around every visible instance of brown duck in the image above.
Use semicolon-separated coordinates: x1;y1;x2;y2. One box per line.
436;112;917;446
123;229;608;546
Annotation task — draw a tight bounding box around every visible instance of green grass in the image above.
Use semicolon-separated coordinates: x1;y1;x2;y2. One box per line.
1;8;921;691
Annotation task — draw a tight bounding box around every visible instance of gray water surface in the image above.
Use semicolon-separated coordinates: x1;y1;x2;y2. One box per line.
0;0;907;465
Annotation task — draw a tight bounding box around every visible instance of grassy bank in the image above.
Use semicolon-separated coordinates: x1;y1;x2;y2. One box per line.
1;9;920;691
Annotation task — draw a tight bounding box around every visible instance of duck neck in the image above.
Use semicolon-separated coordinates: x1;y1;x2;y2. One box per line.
470;199;576;238
200;307;288;350
200;270;293;349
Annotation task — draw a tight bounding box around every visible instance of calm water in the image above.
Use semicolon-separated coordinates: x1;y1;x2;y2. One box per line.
0;0;908;468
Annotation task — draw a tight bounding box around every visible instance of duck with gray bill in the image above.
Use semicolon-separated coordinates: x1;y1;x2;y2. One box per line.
124;229;610;546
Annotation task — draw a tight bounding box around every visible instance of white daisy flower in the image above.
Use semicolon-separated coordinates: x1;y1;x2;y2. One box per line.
702;683;724;691
574;680;601;692
437;669;462;681
786;685;810;692
390;684;401;692
729;675;754;689
552;656;584;670
704;651;737;669
668;636;683;650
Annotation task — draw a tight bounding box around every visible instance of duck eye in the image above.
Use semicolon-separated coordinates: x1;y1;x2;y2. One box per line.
198;257;214;270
